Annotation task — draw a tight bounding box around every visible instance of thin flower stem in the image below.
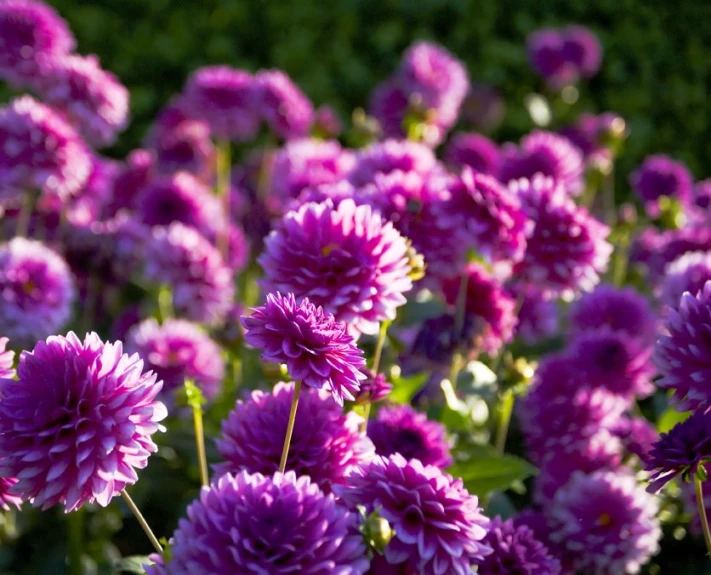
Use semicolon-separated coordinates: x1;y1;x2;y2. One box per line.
15;191;35;238
448;271;470;388
67;508;83;575
613;234;630;287
359;321;390;433
279;380;302;474
695;474;711;557
216;139;231;260
495;390;515;454
157;285;173;322
193;403;209;488
120;489;163;554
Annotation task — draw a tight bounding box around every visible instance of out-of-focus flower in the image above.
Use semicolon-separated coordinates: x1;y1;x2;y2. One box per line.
460;83;506;132
0;338;14;379
254;69;314;140
444;132;502;177
348;139;438;187
659;251;711;310
612;416;658;461
510;286;559;345
150;120;215;182
355;370;392;405
313;105;343;139
630;154;693;218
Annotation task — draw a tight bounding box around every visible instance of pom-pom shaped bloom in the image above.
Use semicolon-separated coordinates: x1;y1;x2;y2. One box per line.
143;223;234;325
336;454;491;574
0;338;14;379
548;470;661;575
0;0;74;86
260;199;412;335
655;281;711;411
156;471;370;575
441;262;518;355
0;95;91;203
511;176;612;298
368;80;410;142
561;25;603;78
254;69;314;140
215;381;374;492
106;148;155;215
612;416;658;461
348;139;438;187
150;118;215;182
568;284;657;346
477;516;562;575
693;179;711;212
444;132;502;177
355;370;392;405
242;293;366;404
630;154;693;218
559;112;626;169
182;66;258;142
500;131;584;196
511;286;559;345
35;54;129;148
367;405;452;469
644;411;711;493
127;318;224;405
434;169;530;267
660;251;711;310
0;238;75;346
0;332;167;511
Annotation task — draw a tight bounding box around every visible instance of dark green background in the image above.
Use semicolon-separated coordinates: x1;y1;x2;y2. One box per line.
48;0;710;180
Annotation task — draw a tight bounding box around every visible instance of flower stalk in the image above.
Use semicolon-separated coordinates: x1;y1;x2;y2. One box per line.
279;380;302;473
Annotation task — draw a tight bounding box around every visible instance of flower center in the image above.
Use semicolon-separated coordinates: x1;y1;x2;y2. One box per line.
596;512;613;528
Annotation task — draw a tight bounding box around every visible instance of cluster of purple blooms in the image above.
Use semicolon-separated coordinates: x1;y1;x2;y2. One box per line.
1;2;711;573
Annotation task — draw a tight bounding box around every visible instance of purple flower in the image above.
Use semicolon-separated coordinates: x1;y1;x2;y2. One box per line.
0;338;14;379
149;119;215;182
0;0;74;87
0;238;75;346
367;405;452;469
693;179;711;211
253;69;314;140
612;416;658;461
440;263;518;355
630;154;693;218
127;318;224;405
0;95;91;203
568;284;657;346
143;223;234;325
645;411;711;493
241;293;366;405
155;471;370;575
511;176;612;298
659;251;711;309
477;516;561;575
444;132;502;177
559;112;625;170
355;370;392;404
34;54;129;148
560;25;603;78
105;148;155;216
335;454;491;574
500;131;584;196
182;66;259;142
548;470;661;575
369;80;410;141
407;313;481;372
655;281;711;411
460;83;506;132
260;199;412;336
510;286;559;345
63;154;119;226
0;332;167;512
348;139;438;187
313;105;343;139
215;381;374;492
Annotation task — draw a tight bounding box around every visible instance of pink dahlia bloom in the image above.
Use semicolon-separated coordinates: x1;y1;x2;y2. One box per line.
182;65;259;142
215;381;374;492
149;117;215;182
260;199;413;336
0;332;167;511
335;454;491;574
253;69;314;140
0;338;14;379
0;95;91;203
105;148;155;216
348;139;438;187
241;293;366;405
509;285;559;345
444;132;502;177
0;0;75;87
34;54;129;148
630;154;693;218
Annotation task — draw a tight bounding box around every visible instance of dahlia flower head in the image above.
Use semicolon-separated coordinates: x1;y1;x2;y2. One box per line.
0;95;91;203
215;381;374;492
149;119;216;182
568;284;658;346
368;80;412;143
259;199;413;336
105;148;155;216
659;250;711;310
143;223;234;325
433;168;530;268
693;178;711;212
510;285;559;345
355;370;392;405
63;154;119;226
149;471;370;575
548;470;661;575
348;139;439;187
511;175;612;298
612;416;658;461
241;292;366;405
655;280;711;411
182;65;259;141
367;404;452;469
0;238;75;347
477;516;561;575
253;69;314;140
126;318;224;405
630;154;693;218
460;83;506;132
559;112;626;169
527;25;602;89
334;454;492;575
0;0;75;87
34;54;129;148
499;131;585;196
313;105;343;139
0;332;167;512
0;339;14;380
444;132;502;177
645;410;711;493
440;262;518;356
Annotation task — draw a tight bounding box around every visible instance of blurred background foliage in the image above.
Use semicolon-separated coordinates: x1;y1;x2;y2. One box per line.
49;0;711;179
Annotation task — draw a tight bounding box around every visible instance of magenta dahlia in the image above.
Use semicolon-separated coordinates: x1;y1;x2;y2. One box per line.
659;251;711;310
445;132;502;177
348;139;438;187
149;117;215;182
253;69;314;140
630;154;693;218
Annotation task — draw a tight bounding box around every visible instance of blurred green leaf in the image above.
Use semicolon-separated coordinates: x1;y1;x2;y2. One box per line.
112;556;151;574
388;372;428;405
448;446;536;497
657;408;691;434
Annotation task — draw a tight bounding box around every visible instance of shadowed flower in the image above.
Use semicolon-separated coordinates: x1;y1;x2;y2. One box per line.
510;286;559;345
0;332;167;512
660;251;711;310
444;132;502;177
149;119;215;182
612;416;658;461
348;139;438;187
254;69;314;140
630;154;693;218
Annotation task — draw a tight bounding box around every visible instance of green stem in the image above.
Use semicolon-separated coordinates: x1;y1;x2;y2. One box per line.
120;490;163;554
613;234;630;287
216;140;231;261
495;390;515;454
602;167;617;229
359;321;390;433
192;401;209;488
67;509;83;575
279;380;302;473
157;285;173;322
695;474;711;557
15;191;35;238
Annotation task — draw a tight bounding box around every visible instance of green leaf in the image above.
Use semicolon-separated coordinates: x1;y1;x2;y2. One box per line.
657;407;691;434
388;371;428;405
448;447;537;497
112;556;151;574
